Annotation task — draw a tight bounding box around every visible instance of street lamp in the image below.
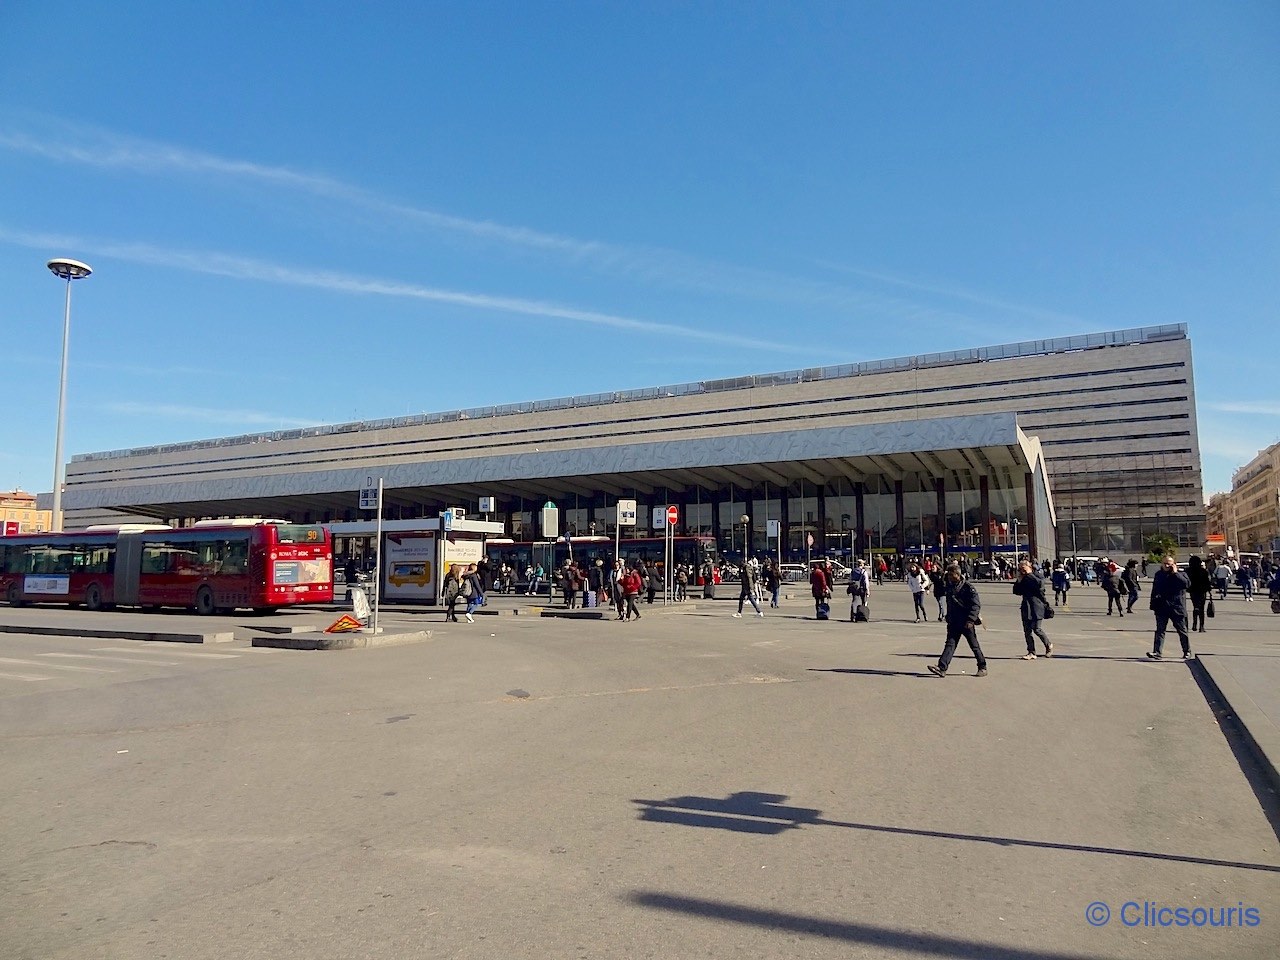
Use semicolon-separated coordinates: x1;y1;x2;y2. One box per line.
47;258;92;532
740;514;751;559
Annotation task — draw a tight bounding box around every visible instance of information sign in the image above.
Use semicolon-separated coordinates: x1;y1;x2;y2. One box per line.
617;499;637;526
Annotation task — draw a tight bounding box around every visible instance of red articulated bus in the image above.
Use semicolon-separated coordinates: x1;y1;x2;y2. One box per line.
0;519;333;614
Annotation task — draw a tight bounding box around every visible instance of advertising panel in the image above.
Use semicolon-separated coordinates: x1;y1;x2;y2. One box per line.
443;537;484;571
24;575;70;595
382;534;438;602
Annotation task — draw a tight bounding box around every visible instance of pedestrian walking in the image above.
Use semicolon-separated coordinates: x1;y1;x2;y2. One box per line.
1012;559;1053;659
1101;562;1125;616
1147;555;1192;660
622;564;644;621
461;563;484;623
442;564;462;622
1237;564;1256;602
906;562;929;622
928;566;988;678
846;559;870;621
1213;560;1231;600
1186;555;1212;633
734;559;764;618
928;567;946;621
1121;559;1142;613
809;561;830;619
1051;562;1070;607
763;560;781;608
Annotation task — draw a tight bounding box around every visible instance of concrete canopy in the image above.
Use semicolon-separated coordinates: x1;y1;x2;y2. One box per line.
68;412;1053;526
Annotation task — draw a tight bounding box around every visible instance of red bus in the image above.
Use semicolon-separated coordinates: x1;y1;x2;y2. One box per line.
0;520;333;614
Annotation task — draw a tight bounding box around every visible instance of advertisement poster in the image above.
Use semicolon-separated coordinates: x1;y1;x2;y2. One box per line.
24;576;70;595
381;534;437;602
442;537;484;571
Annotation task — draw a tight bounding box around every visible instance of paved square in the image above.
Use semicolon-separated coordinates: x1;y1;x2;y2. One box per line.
2;584;1277;959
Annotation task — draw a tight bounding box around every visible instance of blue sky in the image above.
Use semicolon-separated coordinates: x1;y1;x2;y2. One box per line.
1;1;1276;500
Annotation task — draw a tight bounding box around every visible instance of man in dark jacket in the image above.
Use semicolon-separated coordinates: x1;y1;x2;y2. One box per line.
1147;555;1192;660
1012;559;1053;659
1100;562;1124;616
734;560;764;618
928;565;988;678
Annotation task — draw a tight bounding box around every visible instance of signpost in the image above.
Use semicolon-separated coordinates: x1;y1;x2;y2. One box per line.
616;498;637;566
664;505;678;604
357;476;383;634
767;518;780;563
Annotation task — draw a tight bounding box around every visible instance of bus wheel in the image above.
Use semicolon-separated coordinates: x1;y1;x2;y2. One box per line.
5;582;23;607
85;583;104;612
195;587;216;616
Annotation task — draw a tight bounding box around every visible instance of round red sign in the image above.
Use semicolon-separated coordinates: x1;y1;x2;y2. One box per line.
666;505;678;524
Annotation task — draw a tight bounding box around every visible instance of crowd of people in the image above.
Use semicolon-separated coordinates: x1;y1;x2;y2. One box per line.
425;548;1280;658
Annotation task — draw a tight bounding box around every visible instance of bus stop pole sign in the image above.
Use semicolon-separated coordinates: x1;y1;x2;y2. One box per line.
359;476;378;510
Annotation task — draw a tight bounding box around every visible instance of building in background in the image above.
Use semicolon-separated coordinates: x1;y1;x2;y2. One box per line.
1220;442;1280;558
0;490;52;535
60;325;1203;558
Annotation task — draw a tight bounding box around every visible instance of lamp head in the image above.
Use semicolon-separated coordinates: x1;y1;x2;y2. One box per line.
47;258;93;281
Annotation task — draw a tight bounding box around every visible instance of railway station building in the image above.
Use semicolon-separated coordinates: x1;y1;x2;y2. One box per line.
62;324;1205;562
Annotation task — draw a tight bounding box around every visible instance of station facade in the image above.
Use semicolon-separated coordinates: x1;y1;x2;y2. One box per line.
63;324;1205;561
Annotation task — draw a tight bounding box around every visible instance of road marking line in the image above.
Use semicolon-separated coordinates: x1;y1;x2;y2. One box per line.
0;671;52;681
37;652;180;666
0;657;118;674
91;646;239;660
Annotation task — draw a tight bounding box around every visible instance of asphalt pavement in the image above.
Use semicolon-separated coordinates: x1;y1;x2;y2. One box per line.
1;580;1278;959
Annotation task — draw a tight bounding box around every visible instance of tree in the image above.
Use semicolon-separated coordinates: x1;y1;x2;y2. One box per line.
1144;532;1178;562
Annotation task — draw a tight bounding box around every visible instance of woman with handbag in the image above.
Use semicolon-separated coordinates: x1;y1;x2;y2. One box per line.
1186;555;1212;633
1012;559;1053;659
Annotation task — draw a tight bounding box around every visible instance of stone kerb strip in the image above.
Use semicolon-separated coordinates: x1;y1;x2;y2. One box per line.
0;623;232;644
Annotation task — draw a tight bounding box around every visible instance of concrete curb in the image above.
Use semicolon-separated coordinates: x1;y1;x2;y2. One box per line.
1194;654;1280;795
251;629;433;651
0;623;232;644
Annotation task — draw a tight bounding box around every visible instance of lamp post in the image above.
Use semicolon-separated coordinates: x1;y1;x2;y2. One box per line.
47;258;92;532
740;514;751;560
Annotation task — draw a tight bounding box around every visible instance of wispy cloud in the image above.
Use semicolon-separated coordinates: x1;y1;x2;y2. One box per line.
1205;401;1280;417
0;126;607;258
816;261;1084;326
0;225;808;354
0;121;1009;332
103;401;321;428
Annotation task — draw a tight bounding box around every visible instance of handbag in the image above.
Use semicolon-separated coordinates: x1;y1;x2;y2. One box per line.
1206;598;1215;619
1043;604;1055;619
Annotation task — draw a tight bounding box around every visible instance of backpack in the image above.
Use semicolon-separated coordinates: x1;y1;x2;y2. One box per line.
462;577;475;599
443;578;460;601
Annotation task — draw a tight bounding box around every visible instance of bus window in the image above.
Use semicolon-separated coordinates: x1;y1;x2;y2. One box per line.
218;539;248;575
142;542;173;574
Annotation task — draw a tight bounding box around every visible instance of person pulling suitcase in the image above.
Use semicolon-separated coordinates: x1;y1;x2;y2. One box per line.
847;559;870;622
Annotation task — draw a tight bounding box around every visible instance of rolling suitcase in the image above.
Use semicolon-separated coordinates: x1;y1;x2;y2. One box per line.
816;601;830;621
854;603;869;622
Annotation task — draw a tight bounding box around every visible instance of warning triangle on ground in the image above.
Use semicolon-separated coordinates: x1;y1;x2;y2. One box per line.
324;614;365;634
